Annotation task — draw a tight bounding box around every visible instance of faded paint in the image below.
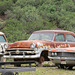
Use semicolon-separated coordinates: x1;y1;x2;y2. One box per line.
5;30;75;60
0;32;8;55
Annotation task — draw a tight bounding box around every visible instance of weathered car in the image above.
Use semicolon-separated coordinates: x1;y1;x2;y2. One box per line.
0;32;8;61
4;30;75;66
48;47;75;69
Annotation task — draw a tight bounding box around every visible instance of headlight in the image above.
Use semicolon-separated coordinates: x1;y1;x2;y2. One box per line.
55;52;57;56
51;52;57;56
4;44;8;49
30;43;35;49
52;52;54;55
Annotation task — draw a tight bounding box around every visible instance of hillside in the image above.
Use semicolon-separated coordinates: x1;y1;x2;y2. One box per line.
0;0;75;42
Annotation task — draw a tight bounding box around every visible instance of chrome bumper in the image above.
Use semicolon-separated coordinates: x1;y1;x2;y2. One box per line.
48;56;75;65
48;57;75;60
4;55;40;59
4;52;40;59
4;49;42;59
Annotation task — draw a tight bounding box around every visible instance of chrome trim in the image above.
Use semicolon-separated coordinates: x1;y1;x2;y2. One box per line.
5;50;39;54
4;50;41;59
48;56;75;60
4;54;40;59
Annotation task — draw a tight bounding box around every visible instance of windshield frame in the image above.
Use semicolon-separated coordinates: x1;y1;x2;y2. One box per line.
0;35;7;42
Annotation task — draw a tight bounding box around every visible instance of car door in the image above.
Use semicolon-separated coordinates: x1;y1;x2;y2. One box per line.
66;34;75;47
53;33;68;48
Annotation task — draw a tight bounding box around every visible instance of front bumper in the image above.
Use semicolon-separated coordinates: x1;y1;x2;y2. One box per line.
4;50;41;59
4;54;40;59
48;56;75;65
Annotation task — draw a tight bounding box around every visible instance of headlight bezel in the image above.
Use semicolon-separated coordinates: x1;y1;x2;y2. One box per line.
52;52;55;56
30;43;35;49
4;44;8;49
51;52;57;56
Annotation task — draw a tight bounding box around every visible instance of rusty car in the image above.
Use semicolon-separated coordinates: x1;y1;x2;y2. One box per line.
0;32;35;75
48;47;75;70
4;30;75;66
0;32;8;61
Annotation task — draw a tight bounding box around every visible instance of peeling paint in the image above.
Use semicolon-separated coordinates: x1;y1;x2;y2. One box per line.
6;30;75;59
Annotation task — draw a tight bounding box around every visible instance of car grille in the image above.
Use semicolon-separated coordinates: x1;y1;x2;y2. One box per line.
5;49;35;55
50;52;75;57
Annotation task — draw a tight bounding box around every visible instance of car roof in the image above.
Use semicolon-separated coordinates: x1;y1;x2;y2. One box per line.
33;30;74;34
0;32;4;35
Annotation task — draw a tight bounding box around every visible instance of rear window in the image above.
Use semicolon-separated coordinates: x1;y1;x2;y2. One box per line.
66;34;75;42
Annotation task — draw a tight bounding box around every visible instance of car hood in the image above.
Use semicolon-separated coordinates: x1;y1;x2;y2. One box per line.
9;40;52;48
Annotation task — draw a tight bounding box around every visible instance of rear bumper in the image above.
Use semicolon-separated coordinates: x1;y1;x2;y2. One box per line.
48;56;75;65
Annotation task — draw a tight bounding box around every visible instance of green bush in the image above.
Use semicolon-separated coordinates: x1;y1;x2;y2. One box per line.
0;0;13;15
0;0;75;42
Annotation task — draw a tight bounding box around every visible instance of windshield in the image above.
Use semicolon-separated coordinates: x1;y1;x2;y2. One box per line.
28;32;54;41
0;35;6;42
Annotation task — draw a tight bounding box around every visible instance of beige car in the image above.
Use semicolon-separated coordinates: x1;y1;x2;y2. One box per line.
48;47;75;69
0;32;8;61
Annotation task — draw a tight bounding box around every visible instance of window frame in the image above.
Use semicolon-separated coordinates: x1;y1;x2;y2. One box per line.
0;35;6;42
66;34;75;42
54;33;65;42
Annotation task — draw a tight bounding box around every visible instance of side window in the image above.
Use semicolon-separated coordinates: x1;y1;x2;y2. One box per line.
55;34;65;42
66;34;75;42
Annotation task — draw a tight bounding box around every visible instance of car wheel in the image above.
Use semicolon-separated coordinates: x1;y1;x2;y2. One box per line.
56;64;64;69
67;66;73;70
39;56;45;63
35;56;45;67
64;66;73;70
60;65;64;69
35;62;42;67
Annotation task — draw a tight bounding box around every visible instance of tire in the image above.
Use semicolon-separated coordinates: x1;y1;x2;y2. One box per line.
35;61;42;67
60;65;64;69
39;56;45;63
2;71;14;75
35;56;45;67
68;66;73;70
56;64;64;69
65;66;73;70
62;65;73;70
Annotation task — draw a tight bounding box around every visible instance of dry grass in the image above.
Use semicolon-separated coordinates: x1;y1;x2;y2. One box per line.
0;61;75;75
19;67;75;75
